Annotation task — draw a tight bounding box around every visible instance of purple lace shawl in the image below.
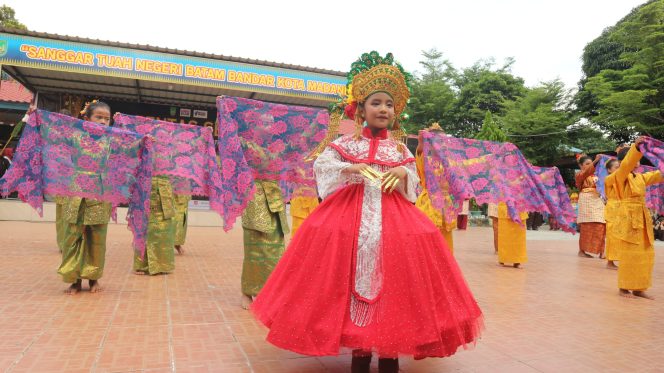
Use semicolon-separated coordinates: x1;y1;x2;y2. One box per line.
216;96;329;230
0;110;153;254
422;132;576;232
114;113;225;220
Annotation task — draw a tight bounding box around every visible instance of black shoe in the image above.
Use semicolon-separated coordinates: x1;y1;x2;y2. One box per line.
351;355;372;373
378;358;399;373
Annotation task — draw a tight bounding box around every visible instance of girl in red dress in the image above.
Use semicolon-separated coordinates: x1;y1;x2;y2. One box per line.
251;52;483;373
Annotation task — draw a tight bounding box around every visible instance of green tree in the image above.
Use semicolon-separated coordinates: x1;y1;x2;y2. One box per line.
408;80;456;133
566;123;617;155
407;49;457;134
418;48;456;83
577;0;664;141
0;5;27;30
575;30;630;126
474;111;506;142
500;80;573;165
448;58;526;137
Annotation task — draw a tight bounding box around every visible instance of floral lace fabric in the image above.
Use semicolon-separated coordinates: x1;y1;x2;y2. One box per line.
216;96;329;230
0;110;153;254
422;132;576;232
639;137;664;173
113;113;225;222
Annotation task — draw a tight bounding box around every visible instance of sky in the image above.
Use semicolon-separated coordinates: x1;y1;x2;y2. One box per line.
4;0;648;88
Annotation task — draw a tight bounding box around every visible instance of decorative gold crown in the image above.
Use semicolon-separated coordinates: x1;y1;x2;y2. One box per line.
330;52;413;122
351;63;411;116
310;52;412;161
428;122;443;131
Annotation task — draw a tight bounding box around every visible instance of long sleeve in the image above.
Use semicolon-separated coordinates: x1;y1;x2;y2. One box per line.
606;144;643;189
394;147;419;203
575;164;595;190
314;147;351;199
396;162;419;203
415;151;427;188
643;170;664;186
616;144;643;181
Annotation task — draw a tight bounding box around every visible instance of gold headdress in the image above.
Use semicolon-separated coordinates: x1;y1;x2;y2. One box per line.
306;51;412;160
350;65;411;117
428;122;443;132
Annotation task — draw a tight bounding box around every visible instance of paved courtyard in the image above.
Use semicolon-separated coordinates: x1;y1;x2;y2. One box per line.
0;221;663;373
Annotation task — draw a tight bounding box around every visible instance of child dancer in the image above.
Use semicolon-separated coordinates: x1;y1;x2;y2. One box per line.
605;138;663;298
251;52;482;372
57;101;113;294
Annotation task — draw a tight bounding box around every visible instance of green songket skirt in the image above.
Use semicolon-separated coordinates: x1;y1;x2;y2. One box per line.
133;176;176;275
55;198;66;252
174;194;191;246
57;197;111;283
241;180;290;297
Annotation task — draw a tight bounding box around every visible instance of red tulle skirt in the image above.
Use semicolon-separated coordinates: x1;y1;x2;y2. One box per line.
251;184;483;358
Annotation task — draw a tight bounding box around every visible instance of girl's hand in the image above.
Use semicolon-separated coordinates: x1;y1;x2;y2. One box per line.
345;164;383;181
382;167;407;193
592;154;602;165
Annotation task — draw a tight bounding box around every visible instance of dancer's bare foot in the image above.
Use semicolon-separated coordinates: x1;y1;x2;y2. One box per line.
632;291;655;300
498;262;505;266
513;263;521;268
619;289;636;298
89;280;102;293
241;294;253;310
65;280;82;295
606;261;618;270
578;251;592;258
175;245;184;255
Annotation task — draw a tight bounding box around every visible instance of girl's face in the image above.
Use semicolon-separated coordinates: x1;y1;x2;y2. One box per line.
360;92;395;130
580;159;592;171
607;161;620;174
85;107;111;126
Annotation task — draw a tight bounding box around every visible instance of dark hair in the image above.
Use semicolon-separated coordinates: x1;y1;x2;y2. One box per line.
605;159;619;170
82;101;111;119
617;147;630;161
577;155;592;166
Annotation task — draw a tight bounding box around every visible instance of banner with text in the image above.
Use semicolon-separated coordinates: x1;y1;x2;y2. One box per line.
0;33;346;101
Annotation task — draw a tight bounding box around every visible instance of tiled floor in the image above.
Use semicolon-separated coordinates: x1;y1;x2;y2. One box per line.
1;221;663;373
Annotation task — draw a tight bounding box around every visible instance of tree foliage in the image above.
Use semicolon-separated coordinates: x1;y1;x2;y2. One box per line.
0;5;27;30
474;111;506;142
577;0;664;142
566;123;617;155
408;52;526;138
447;58;526;137
500;80;574;165
407;49;615;165
407;49;456;134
